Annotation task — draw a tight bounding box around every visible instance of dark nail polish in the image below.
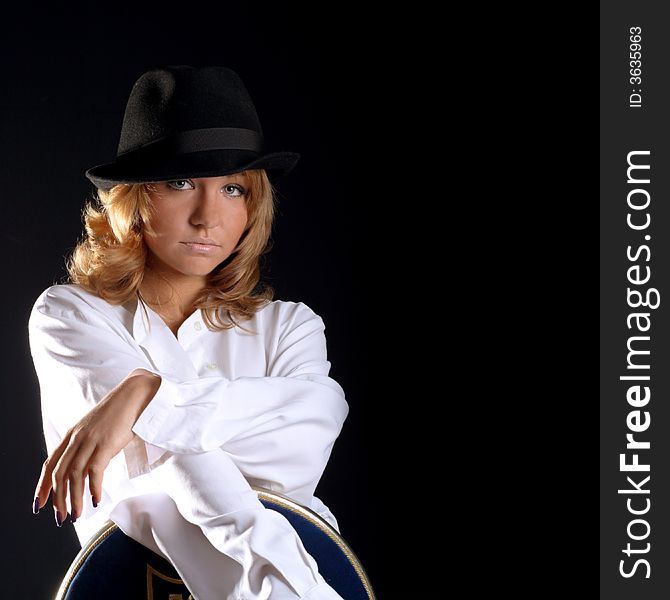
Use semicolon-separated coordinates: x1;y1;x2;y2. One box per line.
55;510;63;527
70;513;77;524
92;496;98;508
32;497;40;515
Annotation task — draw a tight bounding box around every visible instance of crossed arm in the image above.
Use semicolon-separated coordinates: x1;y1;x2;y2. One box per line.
33;368;161;523
28;287;348;526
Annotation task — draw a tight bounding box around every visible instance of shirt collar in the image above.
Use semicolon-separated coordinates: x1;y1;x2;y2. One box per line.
130;295;200;380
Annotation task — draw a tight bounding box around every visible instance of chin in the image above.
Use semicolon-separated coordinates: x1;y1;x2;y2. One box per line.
170;260;219;277
184;267;219;277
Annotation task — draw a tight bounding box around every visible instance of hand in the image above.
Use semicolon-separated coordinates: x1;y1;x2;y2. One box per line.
32;369;161;526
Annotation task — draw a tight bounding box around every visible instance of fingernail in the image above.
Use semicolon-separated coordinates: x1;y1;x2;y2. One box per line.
32;497;40;515
70;513;77;524
55;510;63;527
92;495;98;508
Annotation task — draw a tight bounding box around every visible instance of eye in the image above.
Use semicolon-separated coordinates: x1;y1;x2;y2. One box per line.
166;179;195;190
223;183;246;197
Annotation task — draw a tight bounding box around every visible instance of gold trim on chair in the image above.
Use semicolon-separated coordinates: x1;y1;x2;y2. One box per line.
253;488;376;600
54;487;376;600
54;520;118;600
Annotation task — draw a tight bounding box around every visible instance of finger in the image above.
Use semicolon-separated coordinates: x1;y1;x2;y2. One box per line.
51;457;69;526
87;450;110;510
52;437;96;526
33;461;52;514
33;435;70;514
67;460;88;523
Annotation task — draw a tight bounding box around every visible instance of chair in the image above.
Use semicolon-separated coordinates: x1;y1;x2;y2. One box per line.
55;487;376;600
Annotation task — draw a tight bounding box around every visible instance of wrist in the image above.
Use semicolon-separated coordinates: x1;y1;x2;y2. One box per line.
124;369;162;419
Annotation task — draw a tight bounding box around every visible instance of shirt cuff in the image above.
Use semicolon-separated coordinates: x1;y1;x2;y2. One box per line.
131;375;180;447
300;582;345;600
130;373;231;453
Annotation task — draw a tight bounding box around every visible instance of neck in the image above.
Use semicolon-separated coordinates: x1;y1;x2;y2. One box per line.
139;268;207;325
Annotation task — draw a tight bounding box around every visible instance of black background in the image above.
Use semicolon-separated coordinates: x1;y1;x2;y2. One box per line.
3;5;389;598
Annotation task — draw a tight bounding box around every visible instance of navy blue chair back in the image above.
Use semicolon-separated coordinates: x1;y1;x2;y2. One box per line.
55;488;375;600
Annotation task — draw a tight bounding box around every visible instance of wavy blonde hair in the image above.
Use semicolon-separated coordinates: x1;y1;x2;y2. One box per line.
67;170;275;330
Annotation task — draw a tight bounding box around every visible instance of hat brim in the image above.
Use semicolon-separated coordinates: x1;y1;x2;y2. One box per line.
85;149;300;191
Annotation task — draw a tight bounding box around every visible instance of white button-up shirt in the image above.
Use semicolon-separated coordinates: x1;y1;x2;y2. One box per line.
28;284;349;598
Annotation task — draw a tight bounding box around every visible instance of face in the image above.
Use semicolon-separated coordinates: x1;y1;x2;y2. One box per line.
142;174;249;280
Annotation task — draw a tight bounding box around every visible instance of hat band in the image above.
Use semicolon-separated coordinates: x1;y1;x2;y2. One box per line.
117;127;263;158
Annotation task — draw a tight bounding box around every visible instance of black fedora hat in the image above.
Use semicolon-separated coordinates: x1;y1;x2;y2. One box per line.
85;65;300;191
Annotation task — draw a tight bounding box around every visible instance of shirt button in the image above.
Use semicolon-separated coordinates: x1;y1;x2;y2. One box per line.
194;321;202;331
206;363;217;370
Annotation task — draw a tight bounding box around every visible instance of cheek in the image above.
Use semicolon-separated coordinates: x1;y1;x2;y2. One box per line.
142;221;167;248
229;205;249;235
238;211;249;233
141;229;162;260
143;202;181;239
141;213;176;258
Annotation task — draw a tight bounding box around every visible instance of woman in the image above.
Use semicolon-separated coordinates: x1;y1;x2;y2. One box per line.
28;65;349;600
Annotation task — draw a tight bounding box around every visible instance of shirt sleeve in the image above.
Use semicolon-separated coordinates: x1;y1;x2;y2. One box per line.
131;303;349;456
28;287;164;452
132;305;349;501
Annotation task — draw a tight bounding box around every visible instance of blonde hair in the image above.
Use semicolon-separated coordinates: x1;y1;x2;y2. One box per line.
67;170;275;330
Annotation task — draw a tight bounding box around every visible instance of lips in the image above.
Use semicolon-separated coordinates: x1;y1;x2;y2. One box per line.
180;239;221;253
182;238;220;246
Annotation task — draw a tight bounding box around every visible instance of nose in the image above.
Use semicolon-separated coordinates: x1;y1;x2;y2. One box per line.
189;186;221;230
